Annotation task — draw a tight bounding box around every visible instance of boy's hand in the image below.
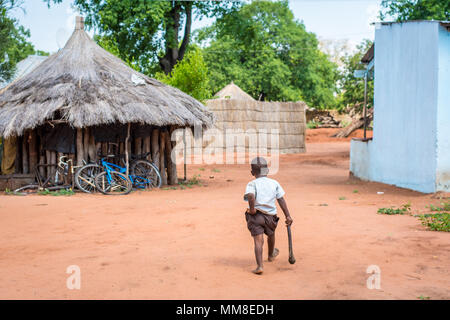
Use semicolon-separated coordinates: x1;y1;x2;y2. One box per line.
246;208;257;215
285;216;293;226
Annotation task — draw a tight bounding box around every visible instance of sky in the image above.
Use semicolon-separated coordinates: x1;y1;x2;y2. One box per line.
10;0;382;54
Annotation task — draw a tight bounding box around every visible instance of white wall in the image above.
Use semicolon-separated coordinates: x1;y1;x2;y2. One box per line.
370;21;440;193
436;24;450;191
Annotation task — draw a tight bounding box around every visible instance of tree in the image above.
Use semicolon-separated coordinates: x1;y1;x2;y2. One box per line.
337;39;374;112
380;0;450;21
0;0;36;82
156;47;211;102
45;0;240;75
196;0;338;108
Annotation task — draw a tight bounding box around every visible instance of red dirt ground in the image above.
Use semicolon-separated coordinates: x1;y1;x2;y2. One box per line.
0;128;448;300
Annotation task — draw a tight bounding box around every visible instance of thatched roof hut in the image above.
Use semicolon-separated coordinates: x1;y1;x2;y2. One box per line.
0;17;213;138
0;17;213;187
214;82;255;101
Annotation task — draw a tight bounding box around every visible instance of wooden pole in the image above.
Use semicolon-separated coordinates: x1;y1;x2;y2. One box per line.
38;140;45;178
83;128;90;162
88;134;96;162
143;135;151;162
76;128;84;166
166;127;178;185
95;142;101;159
151;128;160;170
22;132;29;174
29;130;38;173
135;137;142;157
45;150;51;178
15;136;22;174
125;123;131;177
159;130;167;185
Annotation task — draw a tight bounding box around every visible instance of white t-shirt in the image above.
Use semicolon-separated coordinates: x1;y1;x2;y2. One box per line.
244;177;285;215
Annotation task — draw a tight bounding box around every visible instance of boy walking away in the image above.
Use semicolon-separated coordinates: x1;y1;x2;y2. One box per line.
244;157;293;275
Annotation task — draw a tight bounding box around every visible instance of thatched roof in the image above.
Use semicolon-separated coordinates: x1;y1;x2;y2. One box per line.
0;17;214;138
214;82;255;101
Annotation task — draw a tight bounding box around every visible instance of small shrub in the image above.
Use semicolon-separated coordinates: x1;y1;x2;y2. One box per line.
211;168;221;173
353;190;359;193
178;174;202;188
427;202;450;212
378;203;411;215
339;196;346;200
417;213;449;232
307;120;321;129
38;188;75;196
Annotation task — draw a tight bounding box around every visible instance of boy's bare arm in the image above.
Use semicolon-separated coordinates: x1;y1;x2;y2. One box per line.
246;193;257;215
277;197;293;225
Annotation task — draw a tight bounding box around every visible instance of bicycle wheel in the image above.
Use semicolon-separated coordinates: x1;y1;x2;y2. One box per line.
74;164;103;193
94;171;132;195
130;160;162;189
13;184;39;195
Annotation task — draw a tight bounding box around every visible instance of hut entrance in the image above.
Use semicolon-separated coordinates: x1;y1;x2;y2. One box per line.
0;123;179;190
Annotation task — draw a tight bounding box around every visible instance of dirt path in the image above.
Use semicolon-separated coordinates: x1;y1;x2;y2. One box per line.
0;129;448;299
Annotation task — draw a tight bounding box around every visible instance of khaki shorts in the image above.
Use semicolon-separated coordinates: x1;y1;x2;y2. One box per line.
245;210;280;236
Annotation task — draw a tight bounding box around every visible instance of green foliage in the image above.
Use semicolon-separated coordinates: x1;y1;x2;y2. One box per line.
46;0;239;75
353;189;359;193
211;168;220;173
339;196;346;200
179;174;202;187
426;202;450;212
37;188;75;196
417;295;431;300
378;203;411;215
380;0;450;21
336;39;374;113
0;0;36;82
306;120;321;129
196;0;338;108
156;48;211;102
418;213;450;232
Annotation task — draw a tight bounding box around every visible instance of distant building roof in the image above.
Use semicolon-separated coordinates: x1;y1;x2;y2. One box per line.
214;82;255;101
361;20;450;65
361;44;374;64
0;55;48;89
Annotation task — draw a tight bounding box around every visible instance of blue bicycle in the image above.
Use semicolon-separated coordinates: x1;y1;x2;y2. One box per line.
92;156;162;195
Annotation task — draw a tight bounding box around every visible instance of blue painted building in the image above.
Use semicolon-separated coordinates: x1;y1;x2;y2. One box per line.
350;21;450;193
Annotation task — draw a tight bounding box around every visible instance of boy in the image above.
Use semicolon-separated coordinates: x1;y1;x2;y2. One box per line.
244;157;293;275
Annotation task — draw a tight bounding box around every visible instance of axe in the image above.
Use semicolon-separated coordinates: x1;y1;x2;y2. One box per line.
287;225;296;264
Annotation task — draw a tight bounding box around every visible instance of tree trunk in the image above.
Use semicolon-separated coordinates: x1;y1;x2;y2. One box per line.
331;109;373;138
159;3;192;74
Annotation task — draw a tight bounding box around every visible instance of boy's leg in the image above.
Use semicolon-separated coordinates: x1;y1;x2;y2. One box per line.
252;234;264;274
267;234;279;261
